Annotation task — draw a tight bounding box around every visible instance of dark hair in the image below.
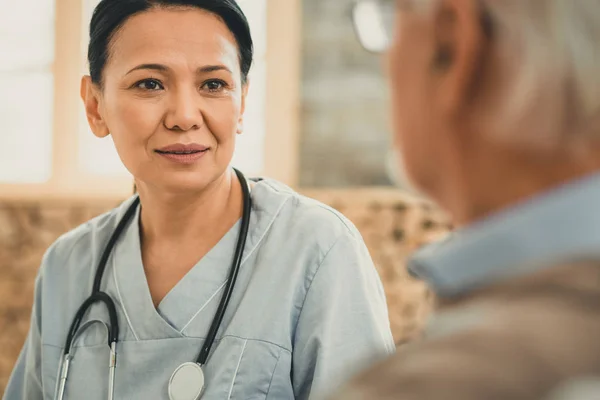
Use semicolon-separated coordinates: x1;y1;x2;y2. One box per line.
88;0;253;85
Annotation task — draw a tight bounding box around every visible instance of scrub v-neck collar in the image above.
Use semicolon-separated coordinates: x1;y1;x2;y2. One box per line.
111;181;290;340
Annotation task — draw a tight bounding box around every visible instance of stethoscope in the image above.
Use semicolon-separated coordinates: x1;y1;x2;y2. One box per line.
56;168;252;400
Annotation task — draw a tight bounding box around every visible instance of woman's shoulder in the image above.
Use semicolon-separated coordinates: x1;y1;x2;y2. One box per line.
40;196;138;273
252;178;363;245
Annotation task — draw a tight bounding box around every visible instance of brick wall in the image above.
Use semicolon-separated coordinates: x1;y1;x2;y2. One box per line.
300;0;393;187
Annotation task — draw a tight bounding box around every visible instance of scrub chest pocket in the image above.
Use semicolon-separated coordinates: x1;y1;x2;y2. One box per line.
41;335;286;399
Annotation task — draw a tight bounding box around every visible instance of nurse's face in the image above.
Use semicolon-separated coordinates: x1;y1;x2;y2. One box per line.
82;7;247;193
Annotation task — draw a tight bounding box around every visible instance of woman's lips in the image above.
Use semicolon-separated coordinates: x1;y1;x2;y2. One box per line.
155;144;209;164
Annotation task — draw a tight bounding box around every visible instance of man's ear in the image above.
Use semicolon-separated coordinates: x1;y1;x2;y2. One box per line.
81;75;110;138
434;0;486;117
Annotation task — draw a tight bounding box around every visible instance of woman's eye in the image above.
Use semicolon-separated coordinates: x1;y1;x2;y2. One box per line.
202;80;227;93
135;79;163;91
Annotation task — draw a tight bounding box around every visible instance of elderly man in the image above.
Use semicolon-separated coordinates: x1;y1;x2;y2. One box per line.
335;0;600;399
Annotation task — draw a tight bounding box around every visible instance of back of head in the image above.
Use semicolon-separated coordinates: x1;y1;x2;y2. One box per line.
411;0;600;149
384;0;600;221
481;0;600;149
446;0;600;151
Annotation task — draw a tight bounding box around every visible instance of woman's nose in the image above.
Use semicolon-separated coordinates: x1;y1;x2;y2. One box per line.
163;88;205;132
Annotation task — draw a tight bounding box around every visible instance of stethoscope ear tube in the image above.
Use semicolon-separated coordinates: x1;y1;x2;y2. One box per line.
93;197;140;294
60;197;139;400
64;292;120;353
196;168;252;365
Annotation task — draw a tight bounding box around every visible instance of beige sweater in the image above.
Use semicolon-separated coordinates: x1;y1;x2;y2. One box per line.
330;261;600;400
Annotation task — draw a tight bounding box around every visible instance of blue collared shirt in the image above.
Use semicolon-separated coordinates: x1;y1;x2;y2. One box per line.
408;172;600;298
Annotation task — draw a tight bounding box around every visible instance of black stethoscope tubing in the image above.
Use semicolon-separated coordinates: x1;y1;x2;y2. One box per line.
62;167;251;367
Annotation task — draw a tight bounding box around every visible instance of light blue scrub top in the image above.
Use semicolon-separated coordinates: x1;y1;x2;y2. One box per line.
4;178;395;400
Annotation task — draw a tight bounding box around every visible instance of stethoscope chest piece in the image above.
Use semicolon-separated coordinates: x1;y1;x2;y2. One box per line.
168;362;205;400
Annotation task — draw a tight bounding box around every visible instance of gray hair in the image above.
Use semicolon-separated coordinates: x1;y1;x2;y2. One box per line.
415;0;600;151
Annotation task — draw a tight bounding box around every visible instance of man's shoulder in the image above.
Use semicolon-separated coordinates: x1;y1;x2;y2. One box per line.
330;260;600;400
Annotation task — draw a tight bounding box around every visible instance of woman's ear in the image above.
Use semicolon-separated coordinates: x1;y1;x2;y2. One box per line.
81;75;110;138
237;81;250;134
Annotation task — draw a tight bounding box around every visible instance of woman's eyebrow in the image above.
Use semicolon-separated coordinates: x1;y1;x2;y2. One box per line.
125;63;232;75
197;64;232;74
126;63;169;75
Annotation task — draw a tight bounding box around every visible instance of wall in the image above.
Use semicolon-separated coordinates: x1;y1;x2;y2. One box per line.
300;0;393;187
0;191;450;393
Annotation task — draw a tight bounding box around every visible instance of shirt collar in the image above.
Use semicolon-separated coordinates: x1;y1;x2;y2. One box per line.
408;172;600;298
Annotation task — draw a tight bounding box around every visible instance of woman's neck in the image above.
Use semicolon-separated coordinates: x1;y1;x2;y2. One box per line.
136;170;243;246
